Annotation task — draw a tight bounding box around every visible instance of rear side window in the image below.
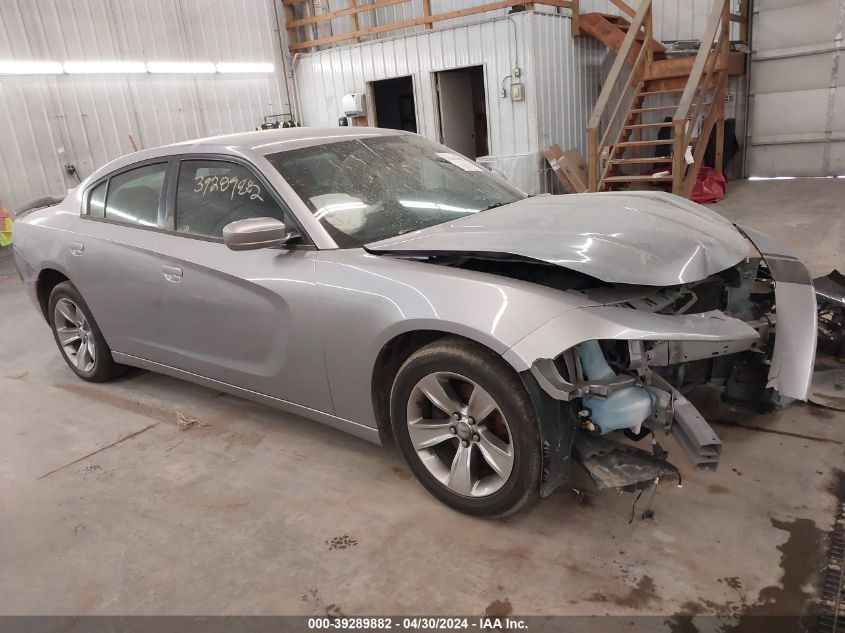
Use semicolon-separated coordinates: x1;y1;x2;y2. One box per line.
88;181;106;218
175;160;287;238
104;163;166;227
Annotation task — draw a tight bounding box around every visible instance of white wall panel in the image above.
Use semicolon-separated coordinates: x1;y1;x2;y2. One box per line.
0;0;291;210
295;12;535;166
295;12;616;193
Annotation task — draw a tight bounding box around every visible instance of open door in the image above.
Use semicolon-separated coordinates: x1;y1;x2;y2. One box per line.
369;76;417;133
435;66;488;159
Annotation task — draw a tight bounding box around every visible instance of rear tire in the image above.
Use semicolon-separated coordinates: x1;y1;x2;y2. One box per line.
390;337;541;518
48;281;123;382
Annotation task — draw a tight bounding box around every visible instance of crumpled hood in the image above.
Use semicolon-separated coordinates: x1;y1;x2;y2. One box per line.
365;191;751;286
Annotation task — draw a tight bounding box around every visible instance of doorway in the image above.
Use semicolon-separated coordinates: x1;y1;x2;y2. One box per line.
434;66;489;159
369;76;418;133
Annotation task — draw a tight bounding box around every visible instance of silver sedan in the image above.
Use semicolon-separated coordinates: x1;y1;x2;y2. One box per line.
11;128;817;517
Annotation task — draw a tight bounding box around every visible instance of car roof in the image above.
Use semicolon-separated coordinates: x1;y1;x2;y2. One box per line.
168;126;406;153
84;126;407;186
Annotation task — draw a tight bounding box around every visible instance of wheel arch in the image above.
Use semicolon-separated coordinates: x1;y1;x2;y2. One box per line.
36;268;70;322
370;327;525;444
370;326;578;498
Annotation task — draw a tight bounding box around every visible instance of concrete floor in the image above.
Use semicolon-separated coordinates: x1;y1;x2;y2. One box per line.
1;178;843;622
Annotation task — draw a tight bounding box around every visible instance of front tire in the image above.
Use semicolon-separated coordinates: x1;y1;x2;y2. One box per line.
390;337;541;518
48;281;123;382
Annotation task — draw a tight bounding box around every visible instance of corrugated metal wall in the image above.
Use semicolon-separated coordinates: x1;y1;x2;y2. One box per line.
0;0;291;210
294;12;542;191
294;12;615;193
530;14;610;192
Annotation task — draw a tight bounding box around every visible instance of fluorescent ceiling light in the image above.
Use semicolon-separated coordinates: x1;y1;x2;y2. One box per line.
216;62;274;73
146;61;216;74
0;61;63;75
64;61;146;74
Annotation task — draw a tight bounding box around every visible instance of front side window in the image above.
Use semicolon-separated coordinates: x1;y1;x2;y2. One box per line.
175;160;287;239
104;163;166;227
265;134;525;248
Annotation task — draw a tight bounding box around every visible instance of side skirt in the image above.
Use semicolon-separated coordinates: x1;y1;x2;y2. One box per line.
111;352;382;445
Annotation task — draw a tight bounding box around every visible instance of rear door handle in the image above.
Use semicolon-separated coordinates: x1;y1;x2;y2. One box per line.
68;242;84;256
162;265;183;283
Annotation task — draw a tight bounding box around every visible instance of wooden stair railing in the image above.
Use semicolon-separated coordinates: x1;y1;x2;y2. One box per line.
585;0;738;199
585;0;655;192
671;0;731;197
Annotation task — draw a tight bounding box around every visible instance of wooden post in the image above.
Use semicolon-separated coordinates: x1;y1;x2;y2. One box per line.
588;127;598;191
672;123;685;194
715;98;725;172
571;0;580;37
644;4;653;68
349;0;361;41
422;0;433;29
284;1;301;50
715;0;730;172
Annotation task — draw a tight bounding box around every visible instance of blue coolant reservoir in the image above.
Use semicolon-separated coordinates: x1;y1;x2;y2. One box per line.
579;340;655;434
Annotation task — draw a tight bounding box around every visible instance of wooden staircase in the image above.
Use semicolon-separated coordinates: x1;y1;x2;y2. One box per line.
581;0;745;199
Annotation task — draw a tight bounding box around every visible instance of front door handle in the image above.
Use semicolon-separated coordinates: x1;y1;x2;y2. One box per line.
68;242;84;256
162;265;183;283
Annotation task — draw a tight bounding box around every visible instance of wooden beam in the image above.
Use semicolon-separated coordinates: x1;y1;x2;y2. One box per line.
586;0;651;131
570;0;580;37
422;0;433;29
646;51;745;81
349;0;361;42
674;0;725;125
286;0;410;28
284;2;300;47
738;0;749;42
288;0;574;50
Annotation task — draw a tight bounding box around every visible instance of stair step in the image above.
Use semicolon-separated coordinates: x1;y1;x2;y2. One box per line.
629;103;709;114
610;157;674;165
637;88;685;98
615;138;690;148
623;122;675;129
603;174;674;183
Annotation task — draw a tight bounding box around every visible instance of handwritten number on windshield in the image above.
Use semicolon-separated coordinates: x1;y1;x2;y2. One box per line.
193;175;264;202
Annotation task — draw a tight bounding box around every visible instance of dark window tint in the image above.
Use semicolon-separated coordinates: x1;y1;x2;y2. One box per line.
88;181;106;218
176;160;286;238
104;163;166;227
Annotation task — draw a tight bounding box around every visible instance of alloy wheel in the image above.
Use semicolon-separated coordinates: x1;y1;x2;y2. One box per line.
54;298;96;373
406;371;514;497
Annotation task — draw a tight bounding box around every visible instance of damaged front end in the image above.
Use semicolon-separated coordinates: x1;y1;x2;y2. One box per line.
507;229;817;496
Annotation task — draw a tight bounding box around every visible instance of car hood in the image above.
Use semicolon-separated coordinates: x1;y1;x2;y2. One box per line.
365;191;751;286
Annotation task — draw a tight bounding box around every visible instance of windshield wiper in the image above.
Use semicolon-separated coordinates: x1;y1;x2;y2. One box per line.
482;202;510;211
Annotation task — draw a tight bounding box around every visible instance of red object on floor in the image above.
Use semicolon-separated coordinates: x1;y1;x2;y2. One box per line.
690;166;727;204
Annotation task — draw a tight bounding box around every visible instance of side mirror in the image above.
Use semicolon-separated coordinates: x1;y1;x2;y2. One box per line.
223;217;295;251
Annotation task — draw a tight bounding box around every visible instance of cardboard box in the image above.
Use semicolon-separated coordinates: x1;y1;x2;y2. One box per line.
544;145;589;194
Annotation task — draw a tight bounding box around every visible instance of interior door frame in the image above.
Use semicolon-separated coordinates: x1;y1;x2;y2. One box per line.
365;74;419;130
431;63;490;156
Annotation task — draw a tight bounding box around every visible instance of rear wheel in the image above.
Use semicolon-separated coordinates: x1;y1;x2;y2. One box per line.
390;337;541;518
48;281;123;382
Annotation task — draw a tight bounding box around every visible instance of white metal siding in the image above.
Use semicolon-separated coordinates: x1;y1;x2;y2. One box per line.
294;12;544;191
294;12;620;194
530;14;610;191
0;0;291;210
747;0;845;176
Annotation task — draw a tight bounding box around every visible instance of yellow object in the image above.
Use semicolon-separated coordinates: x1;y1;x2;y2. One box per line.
0;208;12;247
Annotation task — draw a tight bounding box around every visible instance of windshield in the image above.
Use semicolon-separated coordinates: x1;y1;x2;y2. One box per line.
265;134;525;248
